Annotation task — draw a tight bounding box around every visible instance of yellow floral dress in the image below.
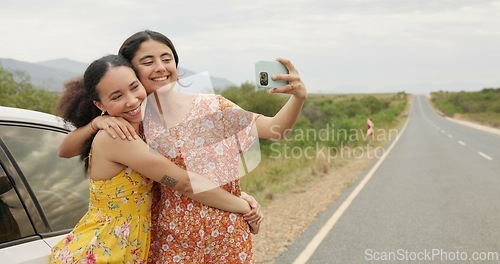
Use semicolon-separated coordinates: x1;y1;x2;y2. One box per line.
49;166;153;264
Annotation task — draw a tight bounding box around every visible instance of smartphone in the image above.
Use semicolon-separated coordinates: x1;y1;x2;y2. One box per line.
255;61;288;88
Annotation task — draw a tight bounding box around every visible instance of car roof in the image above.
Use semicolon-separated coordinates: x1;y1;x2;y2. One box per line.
0;106;71;130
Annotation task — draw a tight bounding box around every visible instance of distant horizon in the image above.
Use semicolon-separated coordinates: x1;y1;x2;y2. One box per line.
0;56;497;95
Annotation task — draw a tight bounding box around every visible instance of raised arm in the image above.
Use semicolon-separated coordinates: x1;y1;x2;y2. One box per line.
95;132;251;214
254;58;307;139
58;122;96;158
58;115;138;158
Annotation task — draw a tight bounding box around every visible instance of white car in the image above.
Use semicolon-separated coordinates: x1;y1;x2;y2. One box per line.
0;106;88;263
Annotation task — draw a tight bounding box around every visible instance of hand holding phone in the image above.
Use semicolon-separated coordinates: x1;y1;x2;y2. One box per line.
255;61;289;88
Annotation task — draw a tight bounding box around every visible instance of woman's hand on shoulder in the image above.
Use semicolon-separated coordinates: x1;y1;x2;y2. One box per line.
269;58;307;101
92;125;150;170
92;116;137;140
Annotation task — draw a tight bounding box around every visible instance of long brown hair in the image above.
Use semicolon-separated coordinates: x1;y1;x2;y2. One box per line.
119;30;179;67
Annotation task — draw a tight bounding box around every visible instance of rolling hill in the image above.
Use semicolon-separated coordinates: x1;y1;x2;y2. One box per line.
0;58;235;92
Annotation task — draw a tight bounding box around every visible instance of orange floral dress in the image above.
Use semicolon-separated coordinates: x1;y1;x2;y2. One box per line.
143;94;260;263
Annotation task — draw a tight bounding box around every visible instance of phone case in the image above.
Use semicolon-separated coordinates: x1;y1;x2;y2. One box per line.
255;61;288;88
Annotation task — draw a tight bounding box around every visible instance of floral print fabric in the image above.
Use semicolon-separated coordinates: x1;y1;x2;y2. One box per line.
144;94;260;263
50;167;153;264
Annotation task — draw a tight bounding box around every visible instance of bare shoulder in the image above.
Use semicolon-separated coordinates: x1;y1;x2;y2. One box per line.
92;130;150;163
92;130;139;150
92;130;116;145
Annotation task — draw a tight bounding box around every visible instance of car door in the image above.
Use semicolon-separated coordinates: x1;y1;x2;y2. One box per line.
0;120;89;263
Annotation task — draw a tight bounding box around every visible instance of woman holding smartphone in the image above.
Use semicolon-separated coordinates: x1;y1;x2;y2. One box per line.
50;54;261;263
59;30;307;263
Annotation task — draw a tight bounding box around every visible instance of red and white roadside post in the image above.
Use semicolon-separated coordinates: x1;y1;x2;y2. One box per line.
367;118;374;143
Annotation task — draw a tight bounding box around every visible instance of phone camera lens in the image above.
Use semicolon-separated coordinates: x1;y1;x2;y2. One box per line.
260;72;268;86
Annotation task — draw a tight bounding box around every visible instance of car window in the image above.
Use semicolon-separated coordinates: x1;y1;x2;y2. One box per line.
0;125;89;232
0;169;33;244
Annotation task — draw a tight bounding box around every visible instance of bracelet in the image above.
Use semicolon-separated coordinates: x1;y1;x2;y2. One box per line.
90;121;98;132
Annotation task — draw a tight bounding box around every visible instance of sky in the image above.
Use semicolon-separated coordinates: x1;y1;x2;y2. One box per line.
1;0;500;94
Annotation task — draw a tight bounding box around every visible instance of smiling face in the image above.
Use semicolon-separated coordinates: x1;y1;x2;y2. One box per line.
93;66;147;126
130;39;178;94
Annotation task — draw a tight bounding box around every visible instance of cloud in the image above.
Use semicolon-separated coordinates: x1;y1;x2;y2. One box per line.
1;0;500;94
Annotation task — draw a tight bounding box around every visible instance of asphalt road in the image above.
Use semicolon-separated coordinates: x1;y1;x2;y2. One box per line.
276;94;500;264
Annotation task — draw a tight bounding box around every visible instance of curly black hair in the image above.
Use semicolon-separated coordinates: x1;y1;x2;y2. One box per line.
56;54;133;170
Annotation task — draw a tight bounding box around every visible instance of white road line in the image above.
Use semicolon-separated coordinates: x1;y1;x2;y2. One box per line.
448;134;453;138
458;141;466;146
478;152;493;161
441;129;445;133
292;110;411;264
